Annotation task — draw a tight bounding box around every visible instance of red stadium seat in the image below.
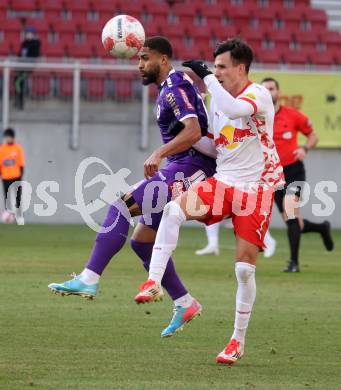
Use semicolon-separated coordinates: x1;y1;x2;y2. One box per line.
211;25;237;42
120;3;144;18
78;19;103;36
194;3;223;24
304;8;327;30
65;42;92;58
10;0;39;12
255;48;283;64
60;76;74;99
172;3;195;25
0;40;18;56
30;71;51;98
71;13;89;28
187;24;211;40
93;0;119;13
295;0;311;5
41;0;63;11
270;30;293;51
144;22;161;37
159;22;185;39
140;0;169;16
24;18;49;34
68;0;91;12
320;30;341;51
44;42;65;57
110;71;135;101
282;6;305;30
3;30;21;52
174;45;201;61
82;72;105;99
332;49;341;65
293;29;318;50
196;42;214;60
50;21;76;44
0;0;337;67
0;18;22;32
309;48;335;66
228;5;250;27
283;48;309;65
239;28;265;46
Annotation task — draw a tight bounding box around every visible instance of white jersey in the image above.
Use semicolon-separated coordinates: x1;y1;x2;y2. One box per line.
206;78;284;189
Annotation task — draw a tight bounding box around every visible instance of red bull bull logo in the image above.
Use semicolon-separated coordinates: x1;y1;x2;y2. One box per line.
215;125;255;149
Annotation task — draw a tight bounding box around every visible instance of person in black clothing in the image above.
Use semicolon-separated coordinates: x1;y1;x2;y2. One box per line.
14;26;41;110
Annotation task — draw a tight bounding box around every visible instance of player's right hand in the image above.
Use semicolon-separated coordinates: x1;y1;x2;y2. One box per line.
144;151;162;178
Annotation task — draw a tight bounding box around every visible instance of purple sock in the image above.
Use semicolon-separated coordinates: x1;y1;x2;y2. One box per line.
86;201;130;275
131;240;188;301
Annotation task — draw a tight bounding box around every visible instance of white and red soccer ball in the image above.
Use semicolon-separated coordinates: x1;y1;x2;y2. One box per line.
102;14;145;59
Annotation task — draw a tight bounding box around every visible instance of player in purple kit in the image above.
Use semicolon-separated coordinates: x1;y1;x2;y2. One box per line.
48;36;216;337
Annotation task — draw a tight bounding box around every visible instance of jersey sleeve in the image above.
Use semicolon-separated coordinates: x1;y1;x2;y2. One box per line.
204;75;253;119
295;110;313;135
238;84;271;116
164;83;198;122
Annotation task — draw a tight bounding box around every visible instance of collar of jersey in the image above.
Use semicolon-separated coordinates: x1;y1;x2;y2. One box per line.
158;68;176;91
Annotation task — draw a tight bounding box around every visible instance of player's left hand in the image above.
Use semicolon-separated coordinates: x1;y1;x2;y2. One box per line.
144;151;162;178
294;147;307;161
182;60;212;79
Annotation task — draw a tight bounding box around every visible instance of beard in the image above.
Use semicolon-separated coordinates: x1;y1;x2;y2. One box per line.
141;64;160;85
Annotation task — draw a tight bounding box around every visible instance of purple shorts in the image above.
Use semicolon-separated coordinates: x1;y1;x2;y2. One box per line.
131;152;216;231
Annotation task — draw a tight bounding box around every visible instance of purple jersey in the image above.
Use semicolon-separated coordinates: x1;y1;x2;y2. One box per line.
156;69;208;161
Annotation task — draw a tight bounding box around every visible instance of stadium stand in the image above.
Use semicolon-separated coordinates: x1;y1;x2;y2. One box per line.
0;0;340;64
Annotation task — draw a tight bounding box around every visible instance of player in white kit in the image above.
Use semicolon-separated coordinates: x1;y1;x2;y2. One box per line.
134;39;284;365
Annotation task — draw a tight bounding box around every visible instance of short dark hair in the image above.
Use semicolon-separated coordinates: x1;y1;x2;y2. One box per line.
144;36;173;58
261;77;280;89
214;38;253;73
3;128;15;138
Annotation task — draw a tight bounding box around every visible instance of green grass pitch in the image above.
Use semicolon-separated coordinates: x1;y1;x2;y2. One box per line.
0;224;340;389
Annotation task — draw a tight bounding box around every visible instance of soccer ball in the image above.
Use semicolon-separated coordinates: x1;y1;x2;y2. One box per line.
101;15;145;59
1;210;15;224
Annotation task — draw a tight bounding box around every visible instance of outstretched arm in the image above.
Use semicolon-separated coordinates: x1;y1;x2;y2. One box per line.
204;75;254;119
182;60;254;119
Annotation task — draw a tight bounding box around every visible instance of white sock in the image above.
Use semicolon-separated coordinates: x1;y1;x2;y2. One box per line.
264;229;275;246
174;293;194;308
232;262;256;345
149;201;187;284
79;268;100;285
206;223;220;248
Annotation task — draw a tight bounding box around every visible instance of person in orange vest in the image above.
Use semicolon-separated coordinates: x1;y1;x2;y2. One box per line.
0;128;25;223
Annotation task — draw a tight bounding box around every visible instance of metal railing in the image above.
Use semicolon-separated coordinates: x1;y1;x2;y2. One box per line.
1;58;340;151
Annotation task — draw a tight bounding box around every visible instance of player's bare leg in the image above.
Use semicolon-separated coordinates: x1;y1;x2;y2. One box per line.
216;237;258;365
